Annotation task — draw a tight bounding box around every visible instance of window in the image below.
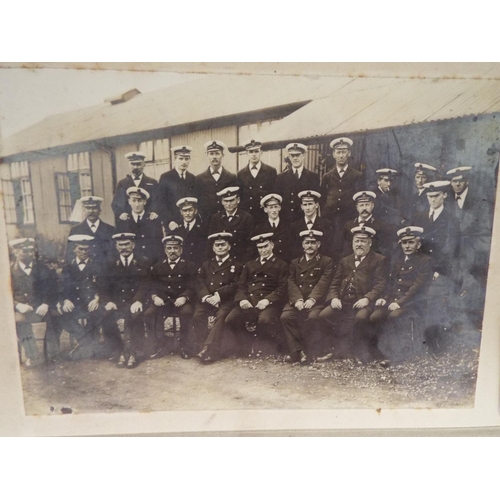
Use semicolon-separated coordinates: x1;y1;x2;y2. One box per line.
1;161;35;225
139;139;170;179
55;152;93;223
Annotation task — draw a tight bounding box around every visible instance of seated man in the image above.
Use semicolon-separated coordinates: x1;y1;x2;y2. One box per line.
208;186;254;264
369;226;433;362
100;233;150;369
319;226;388;363
60;235;101;360
167;197;208;267
280;230;333;364
9;238;58;366
254;193;291;262
193;232;243;363
225;233;288;355
116;187;164;264
144;234;198;359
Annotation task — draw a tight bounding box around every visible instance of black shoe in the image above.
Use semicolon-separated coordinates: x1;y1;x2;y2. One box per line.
117;354;126;368
285;351;301;363
180;349;192;360
126;355;138;369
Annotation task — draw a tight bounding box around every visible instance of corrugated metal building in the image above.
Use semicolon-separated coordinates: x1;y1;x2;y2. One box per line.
1;74;500;257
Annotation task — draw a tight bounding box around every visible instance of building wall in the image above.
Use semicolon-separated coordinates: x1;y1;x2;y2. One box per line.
89;149;114;225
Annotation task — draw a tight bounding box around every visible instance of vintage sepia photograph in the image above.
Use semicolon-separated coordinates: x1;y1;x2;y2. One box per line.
1;63;499;433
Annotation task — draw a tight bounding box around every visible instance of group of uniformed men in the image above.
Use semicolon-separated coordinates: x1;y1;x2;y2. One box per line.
10;137;491;369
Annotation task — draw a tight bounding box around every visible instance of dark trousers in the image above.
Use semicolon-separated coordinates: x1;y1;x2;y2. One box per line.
225;303;281;354
102;307;145;358
144;302;194;354
318;303;384;362
62;306;100;353
192;301;233;355
280;303;324;356
15;309;59;362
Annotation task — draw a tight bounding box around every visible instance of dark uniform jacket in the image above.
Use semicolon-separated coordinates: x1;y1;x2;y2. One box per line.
11;259;57;309
116;211;164;264
275;168;321;222
326;251;388;303
254;219;291;263
289;216;334;260
208;209;255;264
195;167;238;222
156;169;196;224
196;256;243;304
68;218;116;266
404;188;428;224
234;255;289;306
237;163;277;222
171;217;209;267
342;216;395;258
111;174;158;220
320;166;364;221
382;252;433;308
148;257;198;303
287;254;333;304
60;258;100;307
413;205;460;277
99;254;151;307
372;187;402;226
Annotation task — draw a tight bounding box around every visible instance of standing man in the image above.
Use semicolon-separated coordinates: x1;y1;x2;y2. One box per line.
116;187;164;264
60;235;101;360
236;139;277;223
369;226;433;362
275;143;320;222
225;233;288;355
318;226;388;363
112;151;159;223
195;140;237;222
254;193;291;262
68;196;115;267
320;138;365;254
280;230;333;364
372;168;401;226
289;190;334;260
342;191;394;258
193;232;243;363
10;238;59;366
156;146;196;225
144;234;198;359
404;162;437;224
100;233;150;369
413;180;460;352
168;197;208;267
208;186;254;264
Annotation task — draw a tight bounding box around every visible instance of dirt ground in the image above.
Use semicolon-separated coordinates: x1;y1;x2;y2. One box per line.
20;330;480;415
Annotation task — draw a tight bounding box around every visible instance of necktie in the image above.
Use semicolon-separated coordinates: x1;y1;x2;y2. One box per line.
429;211;434;222
212;171;220;181
355;257;361;268
185;222;190;231
169;261;176;269
181;173;185;180
91;224;97;233
24;264;32;275
78;262;86;271
251;166;258;171
294;169;299;179
307;219;313;228
227;215;233;222
137;215;141;223
217;259;223;266
272;222;277;229
339;168;345;177
123;258;128;267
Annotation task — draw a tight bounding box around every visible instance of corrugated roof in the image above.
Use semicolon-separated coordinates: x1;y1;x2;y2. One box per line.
260;77;500;143
1;74;354;158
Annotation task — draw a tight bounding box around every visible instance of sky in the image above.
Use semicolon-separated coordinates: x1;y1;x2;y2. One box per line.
0;68;205;138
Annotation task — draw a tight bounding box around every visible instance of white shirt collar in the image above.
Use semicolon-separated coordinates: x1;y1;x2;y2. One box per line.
260;253;273;264
76;257;89;265
87;218;100;230
225;209;238;217
121;254;133;266
133;211;145;221
304;214;317;225
19;261;33;270
210;167;222;176
292;166;304;177
249;162;262;175
429;204;445;219
168;257;181;265
337;164;349;173
268;217;280;227
216;254;230;264
175;168;187;177
456;187;468;205
358;215;373;223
